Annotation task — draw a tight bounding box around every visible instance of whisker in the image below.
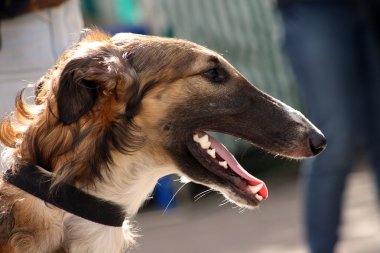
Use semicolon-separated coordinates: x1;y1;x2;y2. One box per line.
218;198;230;207
162;182;189;215
194;188;215;202
193;188;213;199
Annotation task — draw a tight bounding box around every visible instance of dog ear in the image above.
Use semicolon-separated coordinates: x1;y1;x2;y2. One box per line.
56;47;132;125
56;58;96;125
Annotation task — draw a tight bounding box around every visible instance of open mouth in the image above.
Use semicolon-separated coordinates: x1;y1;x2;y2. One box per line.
186;130;268;205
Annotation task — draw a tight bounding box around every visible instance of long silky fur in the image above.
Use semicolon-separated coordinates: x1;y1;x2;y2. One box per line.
2;40;144;188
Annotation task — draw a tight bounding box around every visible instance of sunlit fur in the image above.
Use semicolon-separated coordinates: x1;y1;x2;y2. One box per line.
0;29;324;252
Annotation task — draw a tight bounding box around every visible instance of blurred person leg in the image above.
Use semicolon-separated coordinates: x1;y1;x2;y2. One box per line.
363;23;380;199
279;3;365;253
0;0;83;118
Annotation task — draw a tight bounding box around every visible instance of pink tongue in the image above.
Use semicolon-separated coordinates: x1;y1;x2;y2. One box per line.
208;135;268;200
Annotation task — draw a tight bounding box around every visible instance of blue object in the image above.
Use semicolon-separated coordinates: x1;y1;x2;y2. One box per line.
154;175;177;210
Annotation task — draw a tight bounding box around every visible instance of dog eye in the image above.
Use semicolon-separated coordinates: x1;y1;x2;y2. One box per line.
202;67;230;84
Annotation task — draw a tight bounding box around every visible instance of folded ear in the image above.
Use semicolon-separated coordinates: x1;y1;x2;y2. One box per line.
57;46;132;125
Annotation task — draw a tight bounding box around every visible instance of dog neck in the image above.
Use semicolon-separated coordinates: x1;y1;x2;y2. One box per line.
88;151;178;216
66;151;178;252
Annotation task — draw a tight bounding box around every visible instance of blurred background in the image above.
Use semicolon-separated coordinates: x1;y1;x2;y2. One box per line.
1;0;380;252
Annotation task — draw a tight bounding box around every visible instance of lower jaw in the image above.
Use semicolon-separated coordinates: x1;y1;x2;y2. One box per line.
186;144;267;202
203;182;260;209
183;156;263;207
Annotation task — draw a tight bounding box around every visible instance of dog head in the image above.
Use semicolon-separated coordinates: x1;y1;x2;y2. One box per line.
4;30;325;209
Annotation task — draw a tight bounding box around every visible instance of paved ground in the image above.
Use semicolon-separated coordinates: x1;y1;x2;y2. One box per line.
130;166;379;253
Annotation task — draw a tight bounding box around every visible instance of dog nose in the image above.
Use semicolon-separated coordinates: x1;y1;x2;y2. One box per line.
308;130;327;155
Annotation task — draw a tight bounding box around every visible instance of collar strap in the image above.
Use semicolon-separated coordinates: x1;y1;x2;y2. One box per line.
3;166;126;227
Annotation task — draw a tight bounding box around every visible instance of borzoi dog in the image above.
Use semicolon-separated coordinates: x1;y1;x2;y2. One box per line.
0;30;326;253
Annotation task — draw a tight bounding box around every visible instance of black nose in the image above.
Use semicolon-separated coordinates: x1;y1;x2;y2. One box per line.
309;131;327;155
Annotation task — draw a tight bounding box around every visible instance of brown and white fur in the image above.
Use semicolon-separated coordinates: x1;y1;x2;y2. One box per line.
0;30;326;253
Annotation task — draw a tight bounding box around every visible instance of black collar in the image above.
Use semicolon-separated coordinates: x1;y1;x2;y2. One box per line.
3;165;126;227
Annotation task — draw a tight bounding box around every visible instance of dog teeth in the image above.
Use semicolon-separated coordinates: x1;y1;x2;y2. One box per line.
199;135;211;149
207;149;216;158
193;134;211;149
248;183;263;194
218;161;228;169
255;194;263;201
